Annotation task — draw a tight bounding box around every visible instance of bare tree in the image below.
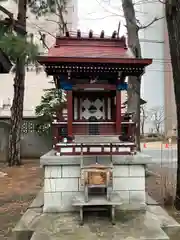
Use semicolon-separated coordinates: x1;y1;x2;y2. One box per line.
140;104;148;136
149;106;164;134
121;0;163;151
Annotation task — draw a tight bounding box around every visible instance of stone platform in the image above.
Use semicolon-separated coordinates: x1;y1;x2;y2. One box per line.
40;150;153;213
13;190;180;240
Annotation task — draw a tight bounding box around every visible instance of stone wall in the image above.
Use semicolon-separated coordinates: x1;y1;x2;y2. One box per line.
0;118;52;162
43;164;146;212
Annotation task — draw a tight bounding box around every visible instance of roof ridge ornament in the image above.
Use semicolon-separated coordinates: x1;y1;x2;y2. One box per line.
89;30;93;38
100;30;105;38
112;31;117;39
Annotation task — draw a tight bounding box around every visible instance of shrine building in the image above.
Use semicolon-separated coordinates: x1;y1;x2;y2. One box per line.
38;30;153;215
38;30;152;156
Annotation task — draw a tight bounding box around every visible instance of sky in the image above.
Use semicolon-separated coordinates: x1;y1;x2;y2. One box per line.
78;0;126;37
77;0;165;106
77;0;166;132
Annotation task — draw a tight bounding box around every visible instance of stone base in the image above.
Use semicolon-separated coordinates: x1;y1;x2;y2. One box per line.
41;151;153;213
13;190;180;240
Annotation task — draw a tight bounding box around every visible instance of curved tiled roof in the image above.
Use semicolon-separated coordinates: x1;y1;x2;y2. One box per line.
38;30;152;66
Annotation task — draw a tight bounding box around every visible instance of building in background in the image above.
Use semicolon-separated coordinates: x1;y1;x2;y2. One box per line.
0;0;176;136
0;0;78;117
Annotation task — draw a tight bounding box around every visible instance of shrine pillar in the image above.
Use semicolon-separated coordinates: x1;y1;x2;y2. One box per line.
116;90;121;134
67;90;73;137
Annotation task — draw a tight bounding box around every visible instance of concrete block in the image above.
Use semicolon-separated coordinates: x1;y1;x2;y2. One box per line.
78;178;84;191
61;192;78;212
113;165;129;177
31;232;51;240
29;189;44;209
62;165;80;178
115;191;129;203
129;165;145;177
44;166;62;178
13;209;41;240
43;192;78;212
44;178;79;192
43;192;62;212
129;191;146;203
40;151;152;166
13;229;34;240
113;177;145;191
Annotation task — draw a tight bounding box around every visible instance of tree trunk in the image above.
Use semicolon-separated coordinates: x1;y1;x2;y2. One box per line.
141;119;144;136
165;0;180;209
122;0;142;151
8;0;27;166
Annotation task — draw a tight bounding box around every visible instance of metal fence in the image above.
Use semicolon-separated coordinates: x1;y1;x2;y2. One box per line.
144;143;177;205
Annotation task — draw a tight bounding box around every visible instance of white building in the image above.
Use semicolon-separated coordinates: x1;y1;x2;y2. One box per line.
1;0;174;135
0;0;78;117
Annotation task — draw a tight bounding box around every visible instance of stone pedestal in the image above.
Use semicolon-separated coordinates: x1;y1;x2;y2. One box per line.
40;150;152;213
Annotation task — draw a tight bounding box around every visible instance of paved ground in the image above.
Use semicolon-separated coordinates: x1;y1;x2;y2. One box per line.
142;149;177;164
0;152;179;239
141;142;177;150
31;211;171;240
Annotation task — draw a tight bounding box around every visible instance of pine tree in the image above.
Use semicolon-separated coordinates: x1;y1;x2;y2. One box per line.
0;0;69;165
0;0;38;166
35;87;66;135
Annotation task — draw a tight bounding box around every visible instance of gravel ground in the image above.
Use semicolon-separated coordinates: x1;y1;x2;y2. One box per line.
0;160;43;239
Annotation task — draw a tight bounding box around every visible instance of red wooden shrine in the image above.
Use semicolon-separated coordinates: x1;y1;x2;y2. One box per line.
38;30;152;156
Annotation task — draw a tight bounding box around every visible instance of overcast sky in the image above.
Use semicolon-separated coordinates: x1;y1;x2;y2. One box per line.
78;0;126;37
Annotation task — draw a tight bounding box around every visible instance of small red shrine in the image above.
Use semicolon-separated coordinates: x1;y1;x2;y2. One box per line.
38;30;152;156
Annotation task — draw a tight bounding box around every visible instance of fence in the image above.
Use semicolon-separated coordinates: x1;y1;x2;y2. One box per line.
143;142;177;205
0;117;52;162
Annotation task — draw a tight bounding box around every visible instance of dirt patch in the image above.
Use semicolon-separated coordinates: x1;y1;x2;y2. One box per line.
0;160;43;239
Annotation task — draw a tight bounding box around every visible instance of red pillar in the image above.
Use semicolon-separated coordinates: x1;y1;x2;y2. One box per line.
116;90;121;134
67;90;73;136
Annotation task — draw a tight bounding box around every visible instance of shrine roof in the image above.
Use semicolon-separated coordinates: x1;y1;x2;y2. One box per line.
38;30;152;66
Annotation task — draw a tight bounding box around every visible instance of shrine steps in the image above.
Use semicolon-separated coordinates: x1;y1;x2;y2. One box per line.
13;190;180;240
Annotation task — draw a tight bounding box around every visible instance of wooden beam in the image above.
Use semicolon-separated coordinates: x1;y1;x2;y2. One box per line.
38;56;152;66
67;90;73;137
116;90;121;134
73;84;116;90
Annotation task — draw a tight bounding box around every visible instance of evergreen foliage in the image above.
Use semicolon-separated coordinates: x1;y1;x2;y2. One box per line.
28;0;68;17
35;87;66;134
0;0;68;165
0;32;38;64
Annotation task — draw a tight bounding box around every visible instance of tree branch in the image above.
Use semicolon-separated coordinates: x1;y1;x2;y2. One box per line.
138;16;164;30
27;20;56;38
158;0;166;4
0;5;13;18
55;0;68;34
0;5;26;34
38;31;49;50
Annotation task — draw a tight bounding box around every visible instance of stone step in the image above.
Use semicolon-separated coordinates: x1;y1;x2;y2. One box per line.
29;212;170;240
147;205;180;238
13;191;178;240
75;135;120;143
